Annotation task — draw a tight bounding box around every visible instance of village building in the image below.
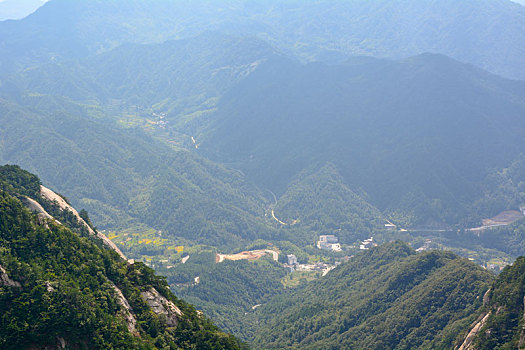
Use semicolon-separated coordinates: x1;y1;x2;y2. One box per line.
416;239;432;252
384;223;396;230
317;235;342;251
359;237;378;250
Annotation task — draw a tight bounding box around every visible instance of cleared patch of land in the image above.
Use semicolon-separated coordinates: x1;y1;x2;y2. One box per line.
469;209;525;233
482;210;524;226
216;249;279;263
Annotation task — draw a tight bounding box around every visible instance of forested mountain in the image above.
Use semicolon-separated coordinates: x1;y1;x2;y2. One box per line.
1;0;525;79
464;256;525;349
9;34;524;231
0;34;284;250
1;2;525;347
0;165;244;349
173;256;288;340
1;29;524;244
0;96;275;248
272;163;384;245
202;53;525;227
252;242;493;349
9;33;281;125
2;3;524;232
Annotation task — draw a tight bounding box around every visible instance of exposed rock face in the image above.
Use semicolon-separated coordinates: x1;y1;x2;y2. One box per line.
40;185;128;261
20;188;140;335
22;197;54;220
141;288;183;327
44;281;57;292
22;196;60;229
483;288;491;306
458;312;491;350
0;264;20;287
457;288;492;349
110;282;137;334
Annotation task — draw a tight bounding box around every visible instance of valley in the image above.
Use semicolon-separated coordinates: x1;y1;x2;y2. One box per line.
1;1;525;349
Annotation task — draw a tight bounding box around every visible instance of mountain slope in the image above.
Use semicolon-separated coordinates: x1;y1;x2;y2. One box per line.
462;256;525;349
252;242;493;349
174;257;288;341
0;165;244;349
202;53;525;227
0;95;274;248
272;163;384;245
1;0;525;79
11;32;281;127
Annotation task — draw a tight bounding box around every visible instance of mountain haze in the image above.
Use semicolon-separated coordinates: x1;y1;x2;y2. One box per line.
202;53;525;227
1;2;525;348
0;0;47;21
1;0;525;79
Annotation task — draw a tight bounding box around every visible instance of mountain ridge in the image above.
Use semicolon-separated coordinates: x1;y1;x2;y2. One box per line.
0;164;245;349
252;241;493;349
201;51;525;227
2;0;525;79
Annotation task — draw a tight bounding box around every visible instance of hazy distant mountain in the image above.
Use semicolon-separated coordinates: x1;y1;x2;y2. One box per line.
201;53;525;227
3;31;524;230
12;32;281;122
0;0;47;21
1;0;525;79
2;2;525;347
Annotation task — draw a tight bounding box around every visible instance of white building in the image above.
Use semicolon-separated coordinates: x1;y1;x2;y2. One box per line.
359;237;377;250
317;235;342;251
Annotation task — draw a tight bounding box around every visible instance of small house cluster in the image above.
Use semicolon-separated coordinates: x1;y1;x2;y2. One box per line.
317;235;342;251
384;223;396;230
482;260;510;273
284;254;339;275
360;237;377;250
416;239;433;253
294;261;332;274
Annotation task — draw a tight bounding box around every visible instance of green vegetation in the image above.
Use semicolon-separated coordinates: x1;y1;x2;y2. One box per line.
0;166;244;349
1;3;525;348
470;257;525;349
0;165;41;199
252;242;493;349
202;53;525;230
1;25;524;261
280;270;320;289
173;257;288;340
273;163;384;245
0;94;275;249
476;220;525;258
156;241;349;341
